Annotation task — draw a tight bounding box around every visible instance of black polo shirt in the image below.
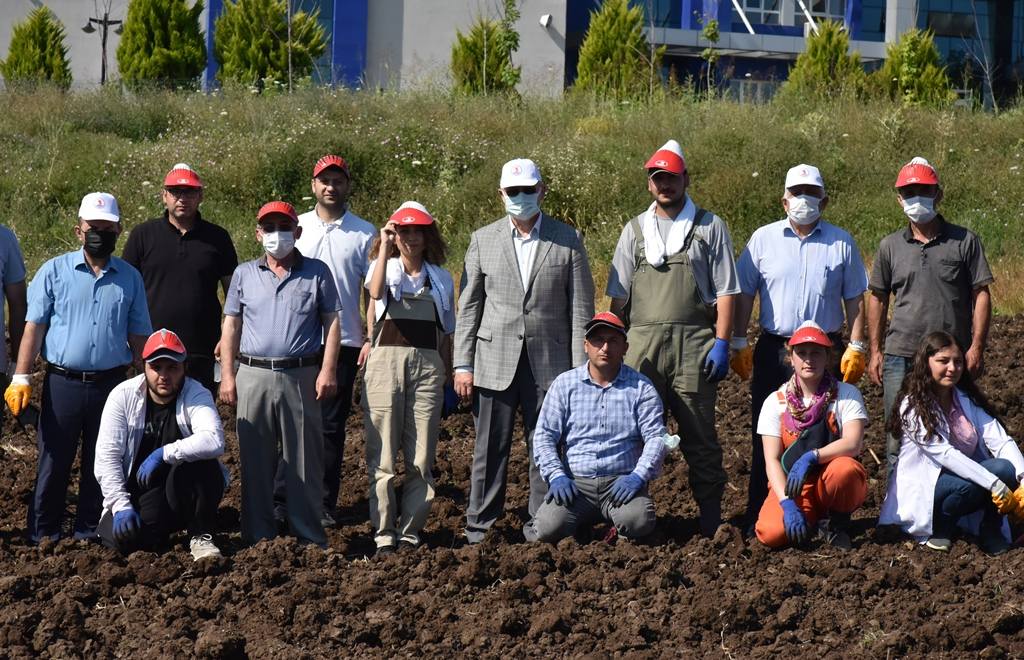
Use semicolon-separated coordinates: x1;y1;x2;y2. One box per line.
869;216;994;358
123;212;238;357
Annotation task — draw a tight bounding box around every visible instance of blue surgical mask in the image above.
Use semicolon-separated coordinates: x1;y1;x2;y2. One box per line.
503;191;541;220
786;194;821;226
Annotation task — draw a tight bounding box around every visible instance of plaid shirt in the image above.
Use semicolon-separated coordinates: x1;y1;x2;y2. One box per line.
533;362;667;483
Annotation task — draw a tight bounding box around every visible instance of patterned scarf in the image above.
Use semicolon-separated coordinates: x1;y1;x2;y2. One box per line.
782;370;839;433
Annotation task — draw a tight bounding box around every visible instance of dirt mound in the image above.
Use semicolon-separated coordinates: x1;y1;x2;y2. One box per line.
3;317;1024;655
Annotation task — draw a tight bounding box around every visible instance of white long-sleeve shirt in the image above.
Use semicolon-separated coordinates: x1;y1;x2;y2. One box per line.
879;388;1024;540
94;374;225;518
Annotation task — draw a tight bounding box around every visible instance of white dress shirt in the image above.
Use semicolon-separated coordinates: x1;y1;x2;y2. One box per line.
511;214;542;290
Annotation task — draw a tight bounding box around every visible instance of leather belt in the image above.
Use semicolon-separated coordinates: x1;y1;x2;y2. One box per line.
46;364;126;383
238;354;320;370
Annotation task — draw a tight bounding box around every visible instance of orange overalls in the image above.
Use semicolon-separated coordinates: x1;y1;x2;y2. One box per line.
755;393;867;548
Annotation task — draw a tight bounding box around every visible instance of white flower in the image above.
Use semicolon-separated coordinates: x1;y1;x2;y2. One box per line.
751;171;759;178
220;110;228;116
412;160;422;167
142;181;152;187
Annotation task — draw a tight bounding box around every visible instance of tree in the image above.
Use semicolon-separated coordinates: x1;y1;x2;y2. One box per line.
574;0;665;101
871;28;955;107
450;0;521;95
781;20;866;99
116;0;207;89
0;7;72;90
214;0;326;88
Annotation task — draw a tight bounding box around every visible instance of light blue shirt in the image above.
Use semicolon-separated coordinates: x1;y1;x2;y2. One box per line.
27;250;152;371
736;218;867;336
533;363;667;484
0;225;26;370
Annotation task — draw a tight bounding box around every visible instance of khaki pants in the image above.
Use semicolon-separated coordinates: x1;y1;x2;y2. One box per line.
362;346;443;548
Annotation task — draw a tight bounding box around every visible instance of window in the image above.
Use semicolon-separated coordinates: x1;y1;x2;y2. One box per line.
796;0;845;25
928;12;977;38
743;0;782;25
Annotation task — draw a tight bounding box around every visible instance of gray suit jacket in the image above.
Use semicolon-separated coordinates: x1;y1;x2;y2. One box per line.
454;214;595;392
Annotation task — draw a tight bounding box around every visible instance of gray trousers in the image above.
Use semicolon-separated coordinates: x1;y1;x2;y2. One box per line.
236;363;326;548
527;476;656;543
465;349;547;541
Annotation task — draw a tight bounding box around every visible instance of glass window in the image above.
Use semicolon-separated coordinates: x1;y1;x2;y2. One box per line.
744;0;781;25
796;0;845;24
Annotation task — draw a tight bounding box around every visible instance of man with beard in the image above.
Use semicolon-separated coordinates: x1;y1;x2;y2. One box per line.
94;329;226;560
526;312;667;543
4;192;152;543
123;164;238;394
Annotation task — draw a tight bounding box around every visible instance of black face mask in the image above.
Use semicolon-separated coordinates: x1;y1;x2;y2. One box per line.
83;229;117;258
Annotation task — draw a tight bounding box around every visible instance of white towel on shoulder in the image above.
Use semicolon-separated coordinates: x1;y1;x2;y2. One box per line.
641;196;697;267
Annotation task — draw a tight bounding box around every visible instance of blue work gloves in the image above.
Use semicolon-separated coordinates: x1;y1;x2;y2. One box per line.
781;498;812;545
113;507;141;542
441;383;460;419
545;476;579;507
609;473;645;506
785;449;819;499
703;338;730;383
136;447;165;489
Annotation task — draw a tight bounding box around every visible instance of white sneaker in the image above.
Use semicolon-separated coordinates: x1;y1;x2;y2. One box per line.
189;534;222;561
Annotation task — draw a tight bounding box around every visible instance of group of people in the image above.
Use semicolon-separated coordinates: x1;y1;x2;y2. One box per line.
0;141;1020;561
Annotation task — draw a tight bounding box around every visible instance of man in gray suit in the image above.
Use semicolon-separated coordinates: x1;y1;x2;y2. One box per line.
455;158;595;544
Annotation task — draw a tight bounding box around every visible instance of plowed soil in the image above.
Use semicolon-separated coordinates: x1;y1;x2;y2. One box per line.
3;317;1024;658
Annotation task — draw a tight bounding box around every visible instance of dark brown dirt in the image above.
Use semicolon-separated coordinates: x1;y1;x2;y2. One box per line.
3;317;1024;657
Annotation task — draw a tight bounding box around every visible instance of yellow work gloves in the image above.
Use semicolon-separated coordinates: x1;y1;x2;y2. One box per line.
4;374;32;417
730;337;752;380
991;481;1024;520
840;341;867;384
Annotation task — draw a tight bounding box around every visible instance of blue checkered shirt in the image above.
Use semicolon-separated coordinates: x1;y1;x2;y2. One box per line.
533;362;667;484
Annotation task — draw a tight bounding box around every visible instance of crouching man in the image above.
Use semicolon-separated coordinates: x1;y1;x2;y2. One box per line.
525;312;668;543
95;329;226;560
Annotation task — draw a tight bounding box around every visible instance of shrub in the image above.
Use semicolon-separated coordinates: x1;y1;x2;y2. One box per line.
574;0;665;101
871;28;955;107
781;20;865;100
213;0;326;88
450;0;521;95
116;0;207;89
0;7;72;90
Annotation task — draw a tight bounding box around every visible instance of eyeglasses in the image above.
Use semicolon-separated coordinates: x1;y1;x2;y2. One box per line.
165;187;201;199
504;186;538;196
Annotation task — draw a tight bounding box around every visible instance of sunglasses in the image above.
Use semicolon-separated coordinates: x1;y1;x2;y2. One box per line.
504;186;538;196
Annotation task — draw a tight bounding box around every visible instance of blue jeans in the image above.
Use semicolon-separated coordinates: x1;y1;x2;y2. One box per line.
932;458;1016;540
883;354;912;474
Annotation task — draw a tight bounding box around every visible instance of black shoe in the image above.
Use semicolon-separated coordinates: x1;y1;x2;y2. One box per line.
374;545;396;558
821;512;853;551
398;540;418;554
698;500;722;538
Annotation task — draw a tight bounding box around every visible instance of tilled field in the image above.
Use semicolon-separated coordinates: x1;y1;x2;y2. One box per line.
3;317;1024;657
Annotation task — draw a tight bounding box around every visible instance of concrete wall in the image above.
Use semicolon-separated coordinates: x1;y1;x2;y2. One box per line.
0;0;130;88
365;0;567;95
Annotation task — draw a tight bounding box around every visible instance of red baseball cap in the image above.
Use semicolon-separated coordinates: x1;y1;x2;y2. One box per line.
585;311;627;338
895;157;939;188
788;321;833;348
143;328;187;363
645;139;686;175
257;201;299;224
389;201;434;226
163;163;203;188
313;154;350;178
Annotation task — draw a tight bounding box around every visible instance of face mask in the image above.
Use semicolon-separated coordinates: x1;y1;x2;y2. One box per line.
503;191;541;221
83;229;118;258
262;230;295;259
786;194;821;226
901;196;937;224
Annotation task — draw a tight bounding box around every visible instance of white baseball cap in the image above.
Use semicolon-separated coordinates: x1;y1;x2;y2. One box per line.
78;192;120;223
500;158;542;189
784;164;825;192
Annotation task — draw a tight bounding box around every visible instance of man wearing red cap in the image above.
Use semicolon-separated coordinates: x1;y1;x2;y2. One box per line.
868;157;994;473
526;312;668;544
94;329;226;560
607;140;740;537
291;154;375;528
219;201;341;548
123;163;238;394
455;158;595;544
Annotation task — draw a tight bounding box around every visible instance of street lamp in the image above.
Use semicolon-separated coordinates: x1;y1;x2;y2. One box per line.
82;13;123;85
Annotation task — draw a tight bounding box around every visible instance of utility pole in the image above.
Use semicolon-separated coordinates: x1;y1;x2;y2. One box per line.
82;11;123;85
287;0;294;92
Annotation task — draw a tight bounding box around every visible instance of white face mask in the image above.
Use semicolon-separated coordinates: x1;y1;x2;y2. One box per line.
503;191;541;220
262;230;295;259
901;196;937;224
786;194;821;226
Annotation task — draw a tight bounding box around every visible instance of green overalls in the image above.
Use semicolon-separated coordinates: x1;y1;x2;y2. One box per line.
623;211;727;506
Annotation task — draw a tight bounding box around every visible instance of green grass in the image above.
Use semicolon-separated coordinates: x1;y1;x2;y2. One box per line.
1;86;1023;310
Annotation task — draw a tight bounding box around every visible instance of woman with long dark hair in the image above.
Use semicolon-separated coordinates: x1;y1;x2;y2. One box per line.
879;331;1024;554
